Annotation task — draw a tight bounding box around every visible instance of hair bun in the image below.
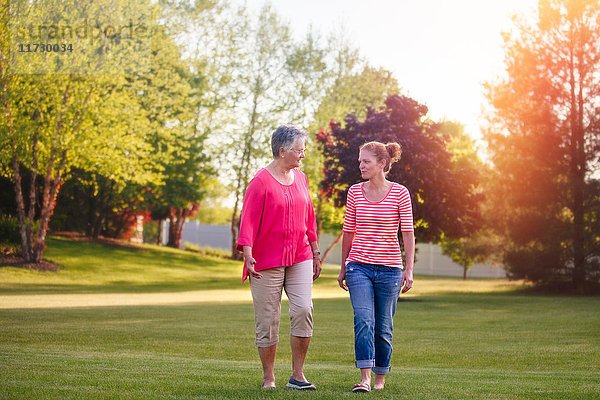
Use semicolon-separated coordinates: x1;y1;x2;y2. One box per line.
386;142;402;163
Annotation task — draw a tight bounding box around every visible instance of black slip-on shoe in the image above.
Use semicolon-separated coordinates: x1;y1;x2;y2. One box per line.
286;376;316;390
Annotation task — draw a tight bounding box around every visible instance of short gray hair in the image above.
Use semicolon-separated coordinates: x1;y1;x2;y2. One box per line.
271;125;308;159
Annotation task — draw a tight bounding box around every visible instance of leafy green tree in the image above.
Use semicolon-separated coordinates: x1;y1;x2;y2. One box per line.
48;1;228;247
191;176;231;225
0;0;158;262
314;65;400;126
142;24;215;248
299;33;362;257
211;4;330;258
285;29;329;125
98;21;216;247
484;0;600;290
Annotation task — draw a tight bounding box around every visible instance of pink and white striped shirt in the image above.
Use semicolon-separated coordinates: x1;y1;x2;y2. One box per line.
342;182;414;268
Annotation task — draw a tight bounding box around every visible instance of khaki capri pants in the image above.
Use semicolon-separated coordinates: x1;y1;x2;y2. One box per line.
249;259;314;347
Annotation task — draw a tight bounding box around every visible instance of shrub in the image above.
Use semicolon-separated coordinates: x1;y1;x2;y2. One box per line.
0;214;21;253
183;242;229;259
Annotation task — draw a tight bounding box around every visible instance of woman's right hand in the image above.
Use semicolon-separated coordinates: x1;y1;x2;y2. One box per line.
337;268;348;291
245;256;263;279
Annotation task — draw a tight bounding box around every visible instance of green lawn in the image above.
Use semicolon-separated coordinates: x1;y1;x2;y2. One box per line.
1;237;599;399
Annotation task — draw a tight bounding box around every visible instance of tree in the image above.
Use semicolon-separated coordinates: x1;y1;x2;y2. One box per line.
317;95;482;245
305;65;402;261
70;3;220;246
484;0;600;290
436;121;502;279
0;0;158;263
145;25;214;249
313;66;400;127
194;185;232;225
213;4;329;258
223;5;290;258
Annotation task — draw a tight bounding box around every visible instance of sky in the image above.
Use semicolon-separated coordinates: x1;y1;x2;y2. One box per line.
239;0;539;143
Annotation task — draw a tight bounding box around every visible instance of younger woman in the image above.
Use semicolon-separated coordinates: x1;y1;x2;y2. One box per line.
338;141;415;392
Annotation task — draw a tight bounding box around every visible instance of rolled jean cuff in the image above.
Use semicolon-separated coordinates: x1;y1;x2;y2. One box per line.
373;365;391;375
355;359;375;369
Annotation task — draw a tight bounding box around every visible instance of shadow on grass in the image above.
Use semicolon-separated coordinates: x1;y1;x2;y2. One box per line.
0;236;246;295
0;280;247;295
1;295;599;399
397;297;424;302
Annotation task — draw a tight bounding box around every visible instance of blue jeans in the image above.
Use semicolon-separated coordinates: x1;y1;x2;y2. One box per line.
346;261;402;375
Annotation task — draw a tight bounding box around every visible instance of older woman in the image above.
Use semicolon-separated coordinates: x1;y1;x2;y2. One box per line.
338;141;415;392
237;125;321;390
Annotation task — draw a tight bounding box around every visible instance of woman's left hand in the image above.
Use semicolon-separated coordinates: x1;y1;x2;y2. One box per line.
401;268;413;293
312;257;322;280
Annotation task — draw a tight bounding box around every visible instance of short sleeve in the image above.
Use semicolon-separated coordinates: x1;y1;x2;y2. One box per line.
398;186;414;232
342;185;357;233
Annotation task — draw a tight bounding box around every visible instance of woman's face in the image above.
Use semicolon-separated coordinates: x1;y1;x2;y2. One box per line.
281;139;306;168
358;149;384;180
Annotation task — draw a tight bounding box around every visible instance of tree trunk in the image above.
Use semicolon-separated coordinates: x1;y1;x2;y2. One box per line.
321;231;343;264
167;210;178;248
463;267;467;280
230;210;241;259
88;181;110;239
168;207;189;249
172;218;183;248
86;184;99;238
156;219;163;245
31;180;62;263
230;161;244;260
230;78;260;260
26;136;39;253
229;158;245;259
32;157;65;263
315;196;323;239
3;72;30;260
30;80;72;263
572;103;585;288
568;37;586;288
12;159;30;261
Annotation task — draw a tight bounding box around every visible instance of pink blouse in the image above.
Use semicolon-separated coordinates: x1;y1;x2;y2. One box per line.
237;168;318;282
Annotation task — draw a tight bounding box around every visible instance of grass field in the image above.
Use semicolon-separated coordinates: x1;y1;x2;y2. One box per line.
1;237;599;399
